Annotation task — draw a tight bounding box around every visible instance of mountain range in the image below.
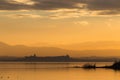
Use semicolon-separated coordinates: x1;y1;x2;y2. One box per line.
0;42;120;57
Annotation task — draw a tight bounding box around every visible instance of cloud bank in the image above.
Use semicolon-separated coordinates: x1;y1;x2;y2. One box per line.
0;0;120;19
0;0;120;15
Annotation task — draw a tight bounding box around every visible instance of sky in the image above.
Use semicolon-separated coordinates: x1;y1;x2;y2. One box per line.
0;0;120;50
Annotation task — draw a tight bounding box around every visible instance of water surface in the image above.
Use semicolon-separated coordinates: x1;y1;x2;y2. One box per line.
0;62;119;80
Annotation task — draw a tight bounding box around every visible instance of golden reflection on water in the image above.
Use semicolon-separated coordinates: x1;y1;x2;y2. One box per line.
0;62;120;80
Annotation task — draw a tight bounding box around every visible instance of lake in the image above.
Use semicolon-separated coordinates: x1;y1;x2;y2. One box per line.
0;62;119;80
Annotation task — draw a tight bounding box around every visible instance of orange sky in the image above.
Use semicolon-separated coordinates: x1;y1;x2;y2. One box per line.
0;0;120;56
1;15;120;47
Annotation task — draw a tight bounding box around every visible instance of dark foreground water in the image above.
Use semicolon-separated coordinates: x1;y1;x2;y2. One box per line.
0;62;120;80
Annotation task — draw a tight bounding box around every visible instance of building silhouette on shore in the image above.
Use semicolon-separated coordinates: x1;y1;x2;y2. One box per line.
24;54;71;62
0;54;119;62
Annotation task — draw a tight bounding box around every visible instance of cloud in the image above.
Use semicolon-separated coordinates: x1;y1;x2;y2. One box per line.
0;0;120;16
6;14;42;18
49;9;80;19
47;9;93;19
10;0;36;5
74;21;89;26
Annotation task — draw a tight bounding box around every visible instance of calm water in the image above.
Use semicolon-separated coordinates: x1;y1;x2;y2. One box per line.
0;62;120;80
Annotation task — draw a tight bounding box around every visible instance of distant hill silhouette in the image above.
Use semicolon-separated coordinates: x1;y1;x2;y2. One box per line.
62;41;120;50
0;42;71;56
1;42;120;57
